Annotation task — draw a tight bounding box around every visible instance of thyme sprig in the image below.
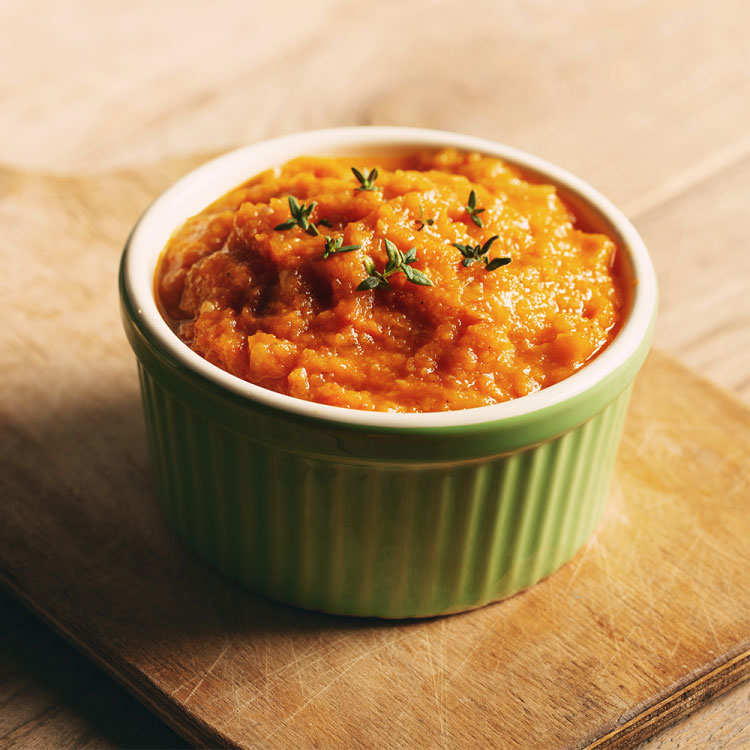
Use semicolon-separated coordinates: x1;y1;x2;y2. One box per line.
465;190;486;228
322;235;361;259
452;235;511;271
357;239;434;291
351;166;379;191
274;195;320;236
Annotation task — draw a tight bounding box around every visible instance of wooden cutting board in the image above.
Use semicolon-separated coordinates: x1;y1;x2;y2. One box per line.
1;159;748;749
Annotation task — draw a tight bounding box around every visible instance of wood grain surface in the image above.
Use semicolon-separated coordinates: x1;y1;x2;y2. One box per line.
1;158;749;747
1;0;749;746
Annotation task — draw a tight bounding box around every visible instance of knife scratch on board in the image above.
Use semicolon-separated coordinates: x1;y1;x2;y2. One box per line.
424;629;446;746
289;639;308;698
184;642;230;705
258;632;414;744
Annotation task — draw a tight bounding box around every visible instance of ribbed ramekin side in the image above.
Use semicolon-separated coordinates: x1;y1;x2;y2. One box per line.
137;364;632;618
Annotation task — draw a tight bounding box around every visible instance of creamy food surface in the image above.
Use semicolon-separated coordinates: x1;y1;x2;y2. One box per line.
156;150;625;412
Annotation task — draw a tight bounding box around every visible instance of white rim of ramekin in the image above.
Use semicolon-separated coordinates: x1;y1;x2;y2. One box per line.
123;127;657;428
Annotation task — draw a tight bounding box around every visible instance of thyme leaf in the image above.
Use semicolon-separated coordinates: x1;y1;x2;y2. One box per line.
416;202;435;231
274;195;320;235
322;235;361;260
465;189;486;228
351;166;379;191
486;257;512;271
452;235;511;271
356;239;434;291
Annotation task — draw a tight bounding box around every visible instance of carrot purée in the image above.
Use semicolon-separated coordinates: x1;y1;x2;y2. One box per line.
156;150;625;412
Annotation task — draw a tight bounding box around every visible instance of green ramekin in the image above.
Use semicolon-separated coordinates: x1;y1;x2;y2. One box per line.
119;127;657;618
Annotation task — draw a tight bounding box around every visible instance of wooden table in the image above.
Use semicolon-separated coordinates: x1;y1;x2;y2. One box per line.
1;1;748;746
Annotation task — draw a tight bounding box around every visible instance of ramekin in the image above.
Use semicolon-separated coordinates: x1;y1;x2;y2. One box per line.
119;127;657;618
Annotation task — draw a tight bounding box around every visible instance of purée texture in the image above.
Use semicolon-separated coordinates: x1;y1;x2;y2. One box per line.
156;149;624;412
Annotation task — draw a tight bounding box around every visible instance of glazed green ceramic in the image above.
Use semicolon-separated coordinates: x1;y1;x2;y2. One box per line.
119;127;657;618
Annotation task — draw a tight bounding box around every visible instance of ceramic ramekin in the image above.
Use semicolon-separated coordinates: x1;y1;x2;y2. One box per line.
119;127;657;618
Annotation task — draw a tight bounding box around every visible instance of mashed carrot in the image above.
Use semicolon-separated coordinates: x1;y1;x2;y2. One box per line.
156;150;624;412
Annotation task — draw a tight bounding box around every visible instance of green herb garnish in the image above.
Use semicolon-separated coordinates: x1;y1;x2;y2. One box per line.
357;239;433;290
322;235;361;260
465;190;486;228
416;203;435;231
452;235;511;271
351;166;379;191
485;256;512;271
317;218;333;228
274;195;320;236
